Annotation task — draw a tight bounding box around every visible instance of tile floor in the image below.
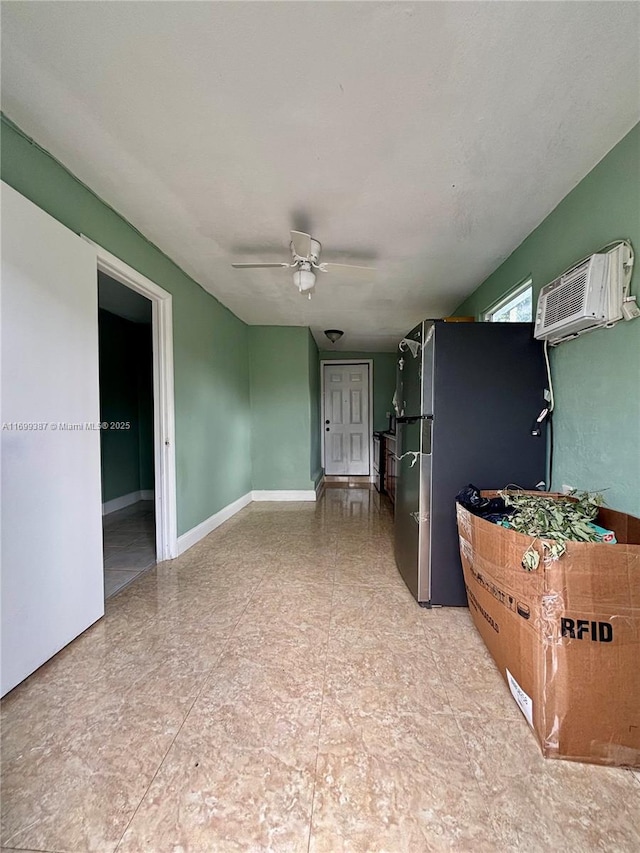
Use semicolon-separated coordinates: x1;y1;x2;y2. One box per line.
1;487;639;853
102;501;156;598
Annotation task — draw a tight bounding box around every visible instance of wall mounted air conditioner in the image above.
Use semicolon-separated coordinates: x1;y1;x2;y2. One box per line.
534;244;632;344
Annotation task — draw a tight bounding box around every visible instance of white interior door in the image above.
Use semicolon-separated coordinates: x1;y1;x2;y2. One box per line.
323;363;370;476
1;182;104;696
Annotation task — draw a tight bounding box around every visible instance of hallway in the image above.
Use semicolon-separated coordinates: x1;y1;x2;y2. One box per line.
1;488;639;853
103;501;156;598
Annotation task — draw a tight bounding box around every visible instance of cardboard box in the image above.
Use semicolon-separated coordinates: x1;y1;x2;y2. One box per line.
456;494;640;767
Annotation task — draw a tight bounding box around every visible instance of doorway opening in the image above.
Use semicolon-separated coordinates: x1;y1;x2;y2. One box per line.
98;274;155;597
321;360;374;481
84;238;178;599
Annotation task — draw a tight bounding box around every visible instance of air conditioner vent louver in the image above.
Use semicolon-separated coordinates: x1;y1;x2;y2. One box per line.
543;270;589;326
535;254;611;344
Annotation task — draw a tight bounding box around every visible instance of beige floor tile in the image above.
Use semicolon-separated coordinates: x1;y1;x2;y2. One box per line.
324;635;452;716
1;629;224;765
2;487;636;853
102;575;178;630
271;562;336;586
234;577;333;636
309;749;500;853
280;543;337;565
334;554;402;588
88;619;228;689
153;590;253;638
330;584;427;639
278;518;336;534
457;713;640;852
455;709;554;795
319;690;462;758
215;532;285;552
1;693;188;853
431;643;522;720
180;637;326;762
188;532;282;559
117;738;315;852
1;674;106;767
336;536;394;557
146;563;268;597
421;606;488;651
216;626;329;684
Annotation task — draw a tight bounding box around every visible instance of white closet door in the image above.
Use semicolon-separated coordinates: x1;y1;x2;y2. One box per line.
1;182;103;696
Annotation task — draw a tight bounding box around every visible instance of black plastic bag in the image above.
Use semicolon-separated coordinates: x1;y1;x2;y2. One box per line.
455;484;512;523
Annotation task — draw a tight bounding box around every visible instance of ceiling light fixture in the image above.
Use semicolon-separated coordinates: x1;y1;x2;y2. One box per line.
292;264;316;297
231;231;376;302
324;329;344;344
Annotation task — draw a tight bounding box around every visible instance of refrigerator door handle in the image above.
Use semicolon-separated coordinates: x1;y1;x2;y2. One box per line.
396;414;433;424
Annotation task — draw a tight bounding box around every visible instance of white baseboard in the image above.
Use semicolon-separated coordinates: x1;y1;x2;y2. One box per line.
102;489;155;516
174;487;322;558
251;490;317;502
176;492;252;556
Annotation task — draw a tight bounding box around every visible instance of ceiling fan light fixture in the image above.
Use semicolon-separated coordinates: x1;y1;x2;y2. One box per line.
230;230;376;301
324;329;344;344
293;268;316;293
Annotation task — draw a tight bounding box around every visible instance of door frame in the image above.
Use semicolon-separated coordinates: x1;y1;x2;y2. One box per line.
320;359;374;480
82;237;178;561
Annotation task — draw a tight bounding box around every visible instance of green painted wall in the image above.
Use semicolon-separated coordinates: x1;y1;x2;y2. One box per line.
308;332;322;487
98;310;154;502
1;115;252;535
319;351;397;432
249;327;317;491
455;123;640;516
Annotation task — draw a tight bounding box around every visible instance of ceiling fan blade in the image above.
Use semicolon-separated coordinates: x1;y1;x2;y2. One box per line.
321;263;377;279
290;230;312;258
231;262;290;269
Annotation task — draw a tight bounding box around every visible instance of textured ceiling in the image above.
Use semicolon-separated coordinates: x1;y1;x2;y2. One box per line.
2;1;639;351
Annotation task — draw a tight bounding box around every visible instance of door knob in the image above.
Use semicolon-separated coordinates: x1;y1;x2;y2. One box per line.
325;420;330;424
325;427;330;432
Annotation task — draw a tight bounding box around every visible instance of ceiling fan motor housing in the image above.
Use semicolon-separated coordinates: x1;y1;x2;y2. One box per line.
291;237;321;264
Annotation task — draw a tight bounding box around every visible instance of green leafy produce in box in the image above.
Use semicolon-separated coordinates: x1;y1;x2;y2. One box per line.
498;489;616;571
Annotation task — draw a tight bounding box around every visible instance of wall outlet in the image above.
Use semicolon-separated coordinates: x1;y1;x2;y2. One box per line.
562;484;575;495
385;411;391;419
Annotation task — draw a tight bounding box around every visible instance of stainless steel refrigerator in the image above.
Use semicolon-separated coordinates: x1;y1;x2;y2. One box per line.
394;320;547;606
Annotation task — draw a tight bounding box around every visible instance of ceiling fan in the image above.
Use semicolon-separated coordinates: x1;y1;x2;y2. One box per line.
231;231;376;298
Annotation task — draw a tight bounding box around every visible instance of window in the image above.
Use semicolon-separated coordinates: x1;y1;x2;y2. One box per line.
485;279;533;323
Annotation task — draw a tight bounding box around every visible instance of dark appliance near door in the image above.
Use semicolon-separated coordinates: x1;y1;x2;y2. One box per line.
394;320;547;607
372;432;384;493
